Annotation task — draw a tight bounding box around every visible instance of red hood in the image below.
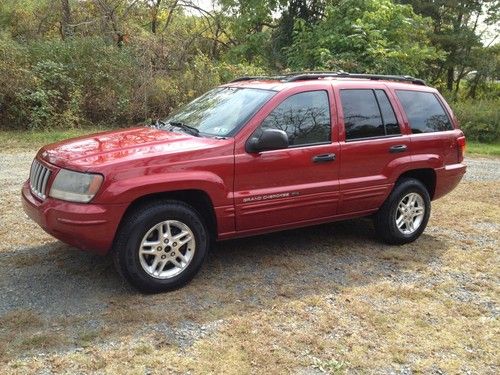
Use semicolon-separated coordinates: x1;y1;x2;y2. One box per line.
39;127;228;170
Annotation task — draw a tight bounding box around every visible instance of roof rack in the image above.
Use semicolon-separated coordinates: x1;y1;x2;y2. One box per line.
229;71;426;86
285;72;426;85
229;75;284;83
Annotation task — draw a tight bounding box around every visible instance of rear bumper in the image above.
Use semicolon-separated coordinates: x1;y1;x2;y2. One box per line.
21;182;127;255
434;163;466;200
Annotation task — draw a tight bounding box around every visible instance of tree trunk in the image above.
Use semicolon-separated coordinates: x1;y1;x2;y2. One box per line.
60;0;73;39
211;23;221;59
151;0;162;34
446;68;454;91
467;74;481;99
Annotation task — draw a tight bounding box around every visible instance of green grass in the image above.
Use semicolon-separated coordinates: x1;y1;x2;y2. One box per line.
0;127;111;150
466;141;500;156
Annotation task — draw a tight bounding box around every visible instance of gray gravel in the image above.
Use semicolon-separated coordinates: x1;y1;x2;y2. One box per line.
463;157;500;181
0;152;498;317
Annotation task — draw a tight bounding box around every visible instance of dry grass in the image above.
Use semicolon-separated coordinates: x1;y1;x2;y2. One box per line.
0;153;498;373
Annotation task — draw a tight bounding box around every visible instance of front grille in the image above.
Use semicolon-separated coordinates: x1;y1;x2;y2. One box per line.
29;159;51;200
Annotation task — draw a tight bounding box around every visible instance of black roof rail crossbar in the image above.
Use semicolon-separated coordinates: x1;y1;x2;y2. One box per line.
285;72;426;85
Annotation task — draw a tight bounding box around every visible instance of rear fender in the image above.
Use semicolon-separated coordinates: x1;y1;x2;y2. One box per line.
382;154;440;182
380;154;440;200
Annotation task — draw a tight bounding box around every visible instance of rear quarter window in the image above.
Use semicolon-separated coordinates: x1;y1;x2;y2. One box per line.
396;90;453;133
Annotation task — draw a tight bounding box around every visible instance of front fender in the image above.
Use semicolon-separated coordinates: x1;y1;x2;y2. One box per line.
96;171;231;206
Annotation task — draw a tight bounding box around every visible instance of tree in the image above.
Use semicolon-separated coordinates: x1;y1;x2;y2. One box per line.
285;0;442;75
466;44;500;98
271;1;326;69
397;0;499;92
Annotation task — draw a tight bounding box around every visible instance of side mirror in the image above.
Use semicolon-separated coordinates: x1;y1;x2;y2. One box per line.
246;129;289;153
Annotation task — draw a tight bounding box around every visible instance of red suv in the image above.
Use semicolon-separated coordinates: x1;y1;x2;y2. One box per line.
22;72;466;292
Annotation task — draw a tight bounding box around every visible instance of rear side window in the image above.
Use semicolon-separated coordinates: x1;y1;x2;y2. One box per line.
260;90;331;146
396;90;453;133
340;89;400;141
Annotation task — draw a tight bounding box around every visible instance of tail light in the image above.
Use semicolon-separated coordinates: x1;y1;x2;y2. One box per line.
457;135;466;162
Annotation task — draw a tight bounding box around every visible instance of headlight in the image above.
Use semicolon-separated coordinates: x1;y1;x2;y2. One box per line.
49;169;103;203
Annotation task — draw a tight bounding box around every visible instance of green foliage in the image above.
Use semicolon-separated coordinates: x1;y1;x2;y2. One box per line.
0;36;141;129
18;60;81;130
0;0;497;134
396;0;498;92
286;0;442;75
451;99;500;143
0;33;264;130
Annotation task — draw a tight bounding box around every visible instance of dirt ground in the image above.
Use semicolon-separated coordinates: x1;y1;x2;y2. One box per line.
0;151;498;374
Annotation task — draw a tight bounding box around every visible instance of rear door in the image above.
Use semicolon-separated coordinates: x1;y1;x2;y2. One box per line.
233;85;340;233
393;89;462;166
335;84;411;214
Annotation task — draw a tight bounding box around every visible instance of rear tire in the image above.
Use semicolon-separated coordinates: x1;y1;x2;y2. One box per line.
373;178;431;245
113;200;209;293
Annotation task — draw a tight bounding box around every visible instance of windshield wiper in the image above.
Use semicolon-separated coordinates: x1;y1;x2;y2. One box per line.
165;121;200;137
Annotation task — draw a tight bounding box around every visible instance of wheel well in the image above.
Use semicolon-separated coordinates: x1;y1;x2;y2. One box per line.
397;169;436;199
122;190;217;239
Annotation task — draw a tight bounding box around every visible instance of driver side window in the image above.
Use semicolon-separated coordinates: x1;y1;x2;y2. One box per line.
259;90;331;147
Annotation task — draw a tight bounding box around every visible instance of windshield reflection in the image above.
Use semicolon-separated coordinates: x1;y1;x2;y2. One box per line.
164;87;275;137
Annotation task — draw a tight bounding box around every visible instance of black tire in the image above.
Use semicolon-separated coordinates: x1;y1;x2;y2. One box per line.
373;178;431;245
113;200;209;293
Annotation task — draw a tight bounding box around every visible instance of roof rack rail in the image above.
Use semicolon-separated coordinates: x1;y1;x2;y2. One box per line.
229;72;426;86
229;75;284;83
284;72;426;85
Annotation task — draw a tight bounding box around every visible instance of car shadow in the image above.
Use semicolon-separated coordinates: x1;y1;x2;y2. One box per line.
0;218;449;322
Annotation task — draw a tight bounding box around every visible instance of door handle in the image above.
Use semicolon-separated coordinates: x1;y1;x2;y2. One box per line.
389;145;408;153
312;153;336;163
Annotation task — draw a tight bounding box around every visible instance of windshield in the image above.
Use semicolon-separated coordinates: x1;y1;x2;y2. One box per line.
163;87;275;137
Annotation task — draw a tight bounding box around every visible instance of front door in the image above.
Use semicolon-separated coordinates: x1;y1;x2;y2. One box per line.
234;88;340;233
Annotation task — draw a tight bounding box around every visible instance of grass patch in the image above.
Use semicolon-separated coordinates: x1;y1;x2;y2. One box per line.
466;141;500;156
0;310;43;330
17;333;64;351
311;357;348;374
0;127;113;151
75;329;103;348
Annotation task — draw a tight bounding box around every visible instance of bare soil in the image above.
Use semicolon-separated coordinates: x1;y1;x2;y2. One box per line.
0;151;498;374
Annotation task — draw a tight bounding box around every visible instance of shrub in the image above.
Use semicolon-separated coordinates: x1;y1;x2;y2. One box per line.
451;99;500;143
0;34;265;131
17;60;82;130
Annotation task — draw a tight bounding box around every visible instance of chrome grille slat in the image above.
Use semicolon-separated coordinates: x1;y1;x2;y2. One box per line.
41;169;50;195
29;163;35;190
29;159;51;200
34;163;42;190
30;163;38;191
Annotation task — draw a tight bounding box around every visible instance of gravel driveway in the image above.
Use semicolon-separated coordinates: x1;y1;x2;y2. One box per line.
0;151;498;374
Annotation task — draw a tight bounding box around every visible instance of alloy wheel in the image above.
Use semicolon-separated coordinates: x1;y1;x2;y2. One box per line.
138;220;196;279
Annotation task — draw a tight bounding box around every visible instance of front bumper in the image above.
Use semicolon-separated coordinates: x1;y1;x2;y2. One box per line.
22;182;128;255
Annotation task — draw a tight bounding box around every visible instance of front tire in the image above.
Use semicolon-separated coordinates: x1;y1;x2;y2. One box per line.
113;200;209;293
373;178;431;245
